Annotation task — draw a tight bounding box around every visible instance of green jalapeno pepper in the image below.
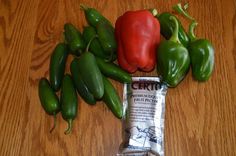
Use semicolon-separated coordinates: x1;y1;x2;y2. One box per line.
80;4;113;27
80;5;116;57
38;78;60;133
157;16;190;87
49;43;68;91
61;74;78;135
76;52;104;99
102;76;123;119
64;23;86;55
96;57;131;83
187;21;214;81
96;21;117;56
82;26;111;60
70;58;96;105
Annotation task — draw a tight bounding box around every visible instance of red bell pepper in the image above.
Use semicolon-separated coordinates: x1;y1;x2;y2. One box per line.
115;10;160;73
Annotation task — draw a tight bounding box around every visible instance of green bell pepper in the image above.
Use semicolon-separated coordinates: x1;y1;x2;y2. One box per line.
157;12;189;47
187;21;214;81
172;3;214;81
157;16;190;87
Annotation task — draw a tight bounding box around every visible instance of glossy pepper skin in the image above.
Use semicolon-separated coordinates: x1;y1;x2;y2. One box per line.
82;26;111;60
64;23;86;56
115;10;160;73
157;16;190;87
157;12;189;47
76;52;104;99
38;78;60;133
70;58;96;105
49;43;68;91
187;21;214;81
61;74;78;135
102;76;123;119
96;57;132;83
80;4;113;27
96;21;117;56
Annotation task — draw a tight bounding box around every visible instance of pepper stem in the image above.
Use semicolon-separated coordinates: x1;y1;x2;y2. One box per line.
64;119;73;135
85;35;97;52
106;51;115;62
169;16;180;43
173;3;194;21
62;32;66;43
49;114;57;133
80;4;88;11
188;21;198;41
183;3;189;10
149;8;158;17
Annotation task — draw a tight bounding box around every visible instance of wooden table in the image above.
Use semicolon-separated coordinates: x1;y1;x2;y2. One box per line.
0;0;236;155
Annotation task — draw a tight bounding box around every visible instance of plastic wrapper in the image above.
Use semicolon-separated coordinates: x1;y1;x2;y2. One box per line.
118;77;168;156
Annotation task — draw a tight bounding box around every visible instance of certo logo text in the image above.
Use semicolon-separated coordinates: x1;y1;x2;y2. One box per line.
131;81;161;91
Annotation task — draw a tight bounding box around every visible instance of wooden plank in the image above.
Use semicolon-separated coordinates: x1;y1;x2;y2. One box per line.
0;0;235;155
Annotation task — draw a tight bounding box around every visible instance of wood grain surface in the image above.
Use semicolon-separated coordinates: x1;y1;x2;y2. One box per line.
0;0;236;155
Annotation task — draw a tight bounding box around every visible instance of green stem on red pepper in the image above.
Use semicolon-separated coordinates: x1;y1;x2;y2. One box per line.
149;8;158;17
172;3;194;21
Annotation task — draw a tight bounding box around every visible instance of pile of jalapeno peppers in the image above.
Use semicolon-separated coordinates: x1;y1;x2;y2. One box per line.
38;3;214;134
39;5;131;134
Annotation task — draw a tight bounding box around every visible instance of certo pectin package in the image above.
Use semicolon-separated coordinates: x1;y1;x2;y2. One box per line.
118;77;168;156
